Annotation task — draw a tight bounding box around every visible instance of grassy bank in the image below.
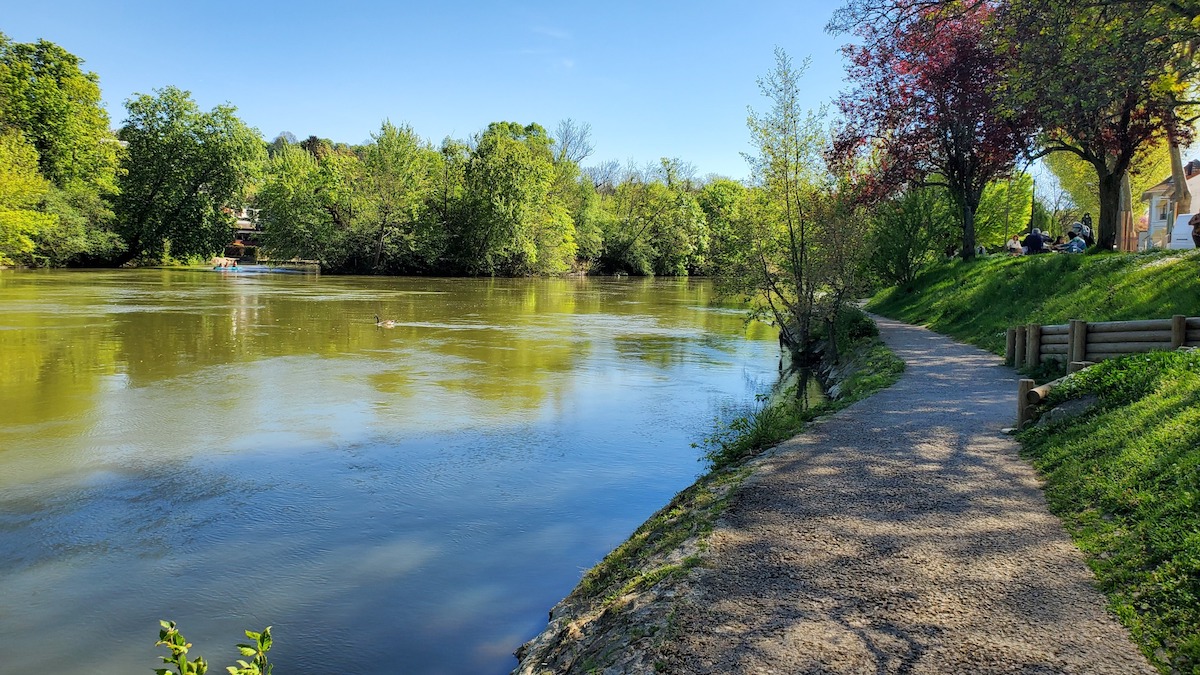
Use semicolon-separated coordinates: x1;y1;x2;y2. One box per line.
868;249;1200;354
869;251;1200;673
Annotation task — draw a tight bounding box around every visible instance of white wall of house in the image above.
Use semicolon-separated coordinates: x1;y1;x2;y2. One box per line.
1141;170;1200;250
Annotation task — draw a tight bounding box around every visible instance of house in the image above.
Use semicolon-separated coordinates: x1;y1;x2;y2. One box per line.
223;207;261;261
1138;159;1200;250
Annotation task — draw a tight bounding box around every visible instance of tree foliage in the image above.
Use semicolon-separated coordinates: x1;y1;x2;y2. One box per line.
0;129;56;264
112;86;264;265
997;0;1194;249
0;33;122;265
719;48;874;360
835;2;1031;260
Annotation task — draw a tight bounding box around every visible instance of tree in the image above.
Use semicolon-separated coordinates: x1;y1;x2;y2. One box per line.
835;3;1031;260
0;129;56;265
975;173;1033;246
867;186;956;286
741;48;831;353
362;121;433;272
0;34;123;265
457;122;576;275
998;1;1193;249
0;34;118;194
552;118;594;165
256;143;334;265
699;179;749;276
112;87;264;265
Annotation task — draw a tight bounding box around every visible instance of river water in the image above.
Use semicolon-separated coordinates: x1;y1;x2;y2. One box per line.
0;269;779;674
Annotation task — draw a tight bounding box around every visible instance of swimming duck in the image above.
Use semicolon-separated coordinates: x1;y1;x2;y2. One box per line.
374;314;397;328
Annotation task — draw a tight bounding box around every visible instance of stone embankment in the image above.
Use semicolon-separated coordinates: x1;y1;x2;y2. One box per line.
514;316;1154;674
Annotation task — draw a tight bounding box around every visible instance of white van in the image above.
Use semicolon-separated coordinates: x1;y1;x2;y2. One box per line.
1170;214;1196;249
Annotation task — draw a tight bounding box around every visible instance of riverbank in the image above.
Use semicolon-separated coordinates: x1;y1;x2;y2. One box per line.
513;315;905;673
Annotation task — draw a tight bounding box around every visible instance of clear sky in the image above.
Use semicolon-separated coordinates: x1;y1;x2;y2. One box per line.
4;0;851;180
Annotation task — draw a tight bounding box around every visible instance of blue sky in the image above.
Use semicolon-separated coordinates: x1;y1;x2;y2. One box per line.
5;0;851;180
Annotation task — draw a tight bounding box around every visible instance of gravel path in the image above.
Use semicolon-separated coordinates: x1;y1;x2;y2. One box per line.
651;316;1155;674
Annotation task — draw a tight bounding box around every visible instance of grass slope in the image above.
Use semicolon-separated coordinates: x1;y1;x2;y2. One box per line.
868;249;1200;354
869;251;1200;673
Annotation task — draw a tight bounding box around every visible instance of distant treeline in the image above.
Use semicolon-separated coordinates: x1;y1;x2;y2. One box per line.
0;33;734;276
257;122;728;276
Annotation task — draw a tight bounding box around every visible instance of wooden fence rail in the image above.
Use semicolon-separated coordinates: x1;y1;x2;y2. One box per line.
1006;315;1197;373
1010;315;1197;427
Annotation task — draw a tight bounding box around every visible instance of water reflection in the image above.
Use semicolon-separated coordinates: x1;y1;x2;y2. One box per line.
0;270;778;674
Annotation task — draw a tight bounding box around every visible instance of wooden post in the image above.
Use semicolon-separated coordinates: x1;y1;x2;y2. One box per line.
1172;315;1187;349
1005;328;1017;366
1014;326;1026;369
1018;378;1035;428
1071;320;1088;364
1026;324;1042;370
1066;320;1077;364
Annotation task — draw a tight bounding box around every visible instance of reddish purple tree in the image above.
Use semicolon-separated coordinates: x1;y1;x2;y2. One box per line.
835;2;1031;259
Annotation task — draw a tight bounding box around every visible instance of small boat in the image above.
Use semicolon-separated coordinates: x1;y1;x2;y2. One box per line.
213;265;240;271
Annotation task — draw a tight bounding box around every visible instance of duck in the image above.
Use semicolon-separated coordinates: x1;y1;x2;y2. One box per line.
374;314;397;328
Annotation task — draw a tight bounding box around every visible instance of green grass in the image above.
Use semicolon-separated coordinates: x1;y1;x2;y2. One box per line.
868;249;1200;354
577;467;746;606
869;251;1200;673
1020;352;1200;674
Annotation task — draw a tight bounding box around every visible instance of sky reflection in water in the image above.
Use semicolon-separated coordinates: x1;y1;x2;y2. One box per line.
0;270;778;674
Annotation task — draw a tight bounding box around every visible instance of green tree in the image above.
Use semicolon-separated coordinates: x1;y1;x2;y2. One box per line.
458;122;575;274
0;129;56;264
112;86;264;265
866;186;956;286
0;34;119;194
699;178;748;276
362;121;434;272
741;48;831;352
0;34;123;265
975;173;1034;246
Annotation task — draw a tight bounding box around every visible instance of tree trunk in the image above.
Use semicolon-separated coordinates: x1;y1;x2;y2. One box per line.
373;216;388;272
958;190;979;261
1168;135;1190;241
1096;171;1123;251
1119;173;1134;252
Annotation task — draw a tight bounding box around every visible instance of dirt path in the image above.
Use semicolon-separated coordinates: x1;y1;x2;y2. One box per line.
650;316;1155;674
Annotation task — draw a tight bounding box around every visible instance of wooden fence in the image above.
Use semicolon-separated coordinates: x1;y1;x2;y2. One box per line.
1006;315;1199;372
1010;315;1198;427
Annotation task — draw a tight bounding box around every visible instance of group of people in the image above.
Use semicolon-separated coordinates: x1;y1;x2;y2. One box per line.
1006;216;1094;256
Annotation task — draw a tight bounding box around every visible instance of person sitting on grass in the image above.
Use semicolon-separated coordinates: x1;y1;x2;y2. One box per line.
1005;234;1023;255
1064;232;1087;254
1022;228;1047;254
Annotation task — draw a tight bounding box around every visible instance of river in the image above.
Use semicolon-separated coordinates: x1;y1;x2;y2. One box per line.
0;269;779;674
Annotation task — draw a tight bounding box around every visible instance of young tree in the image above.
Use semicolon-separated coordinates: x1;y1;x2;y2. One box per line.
867;186;956;286
741;48;831;353
835;3;1031;260
112;87;264;265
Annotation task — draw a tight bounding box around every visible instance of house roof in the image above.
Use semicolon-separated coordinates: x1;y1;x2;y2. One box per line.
1141;159;1200;202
